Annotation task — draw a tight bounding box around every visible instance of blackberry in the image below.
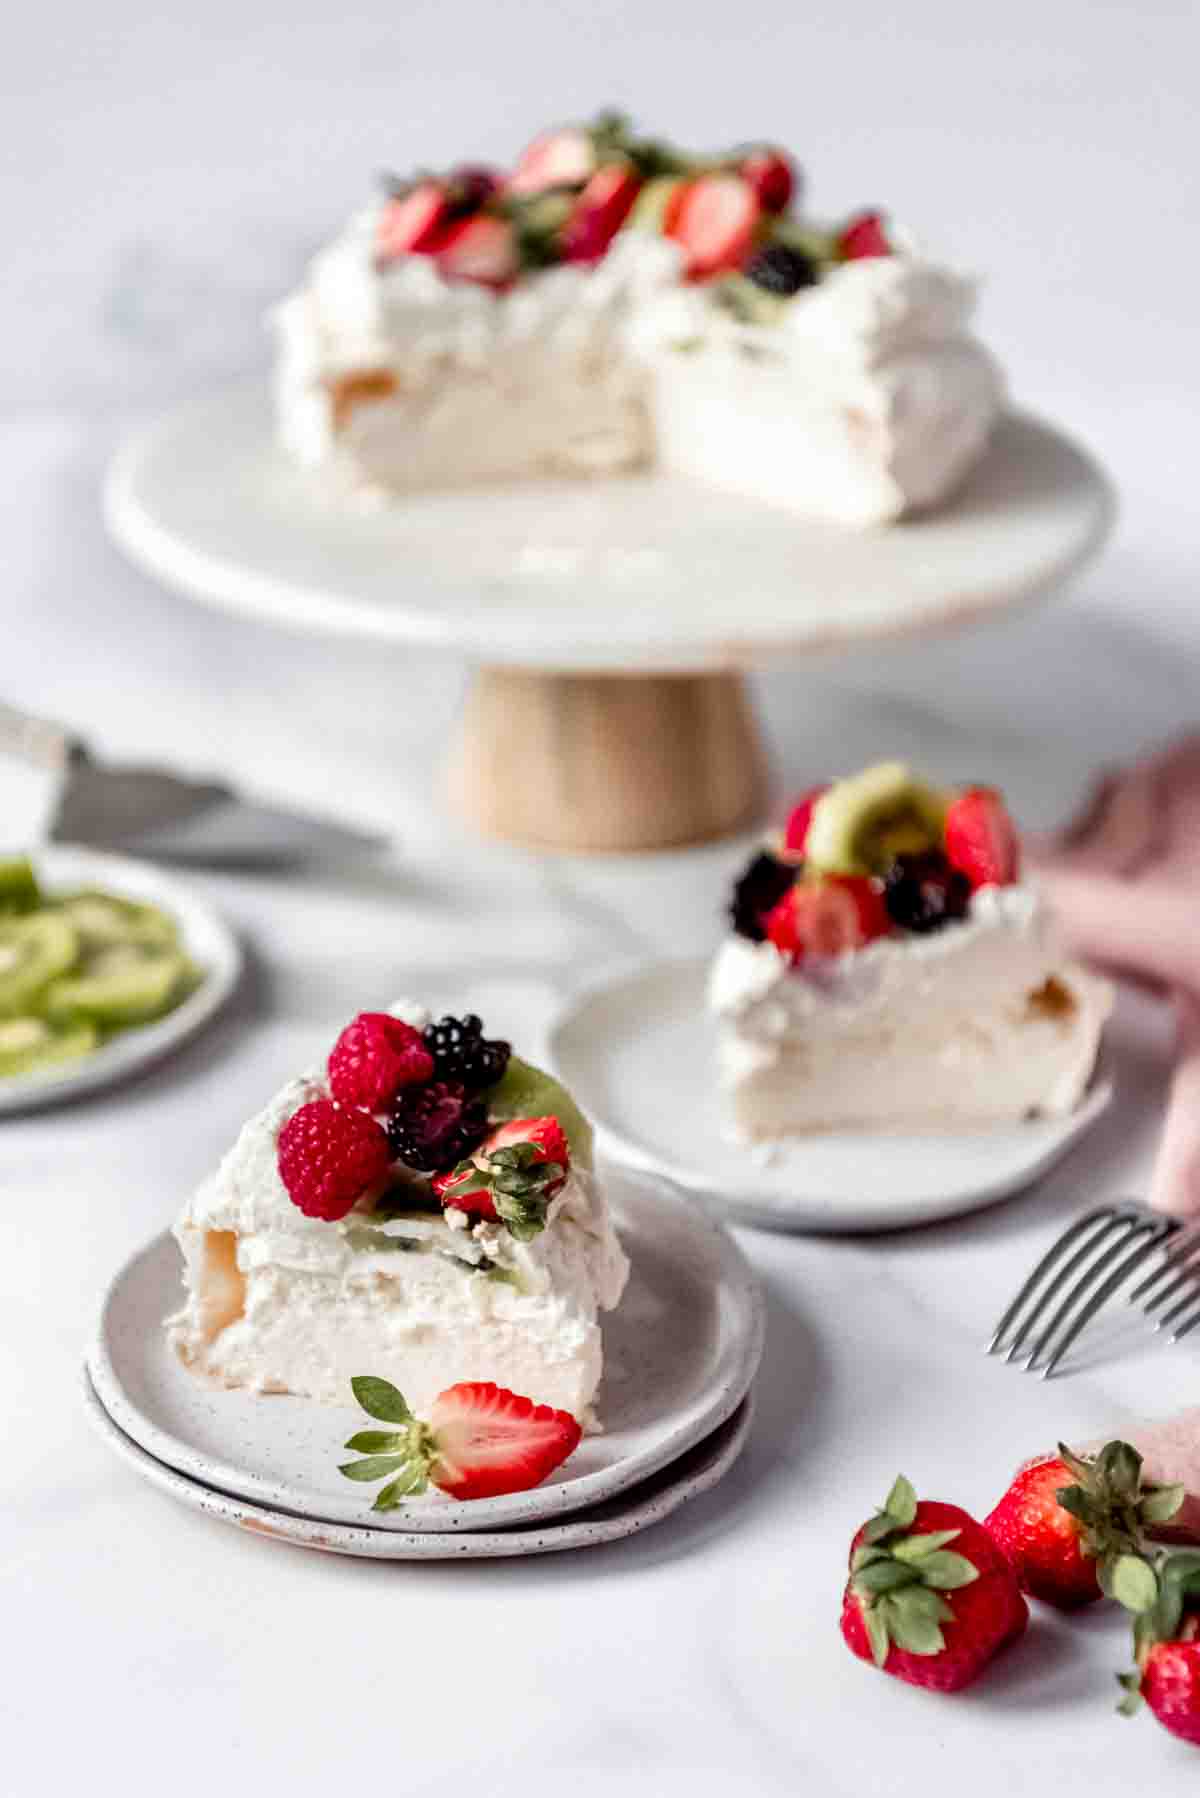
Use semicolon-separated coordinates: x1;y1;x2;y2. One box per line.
745;242;818;297
387;1079;490;1172
884;851;971;935
422;1013;511;1090
729;851;796;942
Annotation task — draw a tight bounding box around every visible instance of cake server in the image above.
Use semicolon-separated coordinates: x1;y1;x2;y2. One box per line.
0;700;386;867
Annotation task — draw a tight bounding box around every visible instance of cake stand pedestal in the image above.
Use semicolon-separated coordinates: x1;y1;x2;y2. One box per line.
105;380;1113;853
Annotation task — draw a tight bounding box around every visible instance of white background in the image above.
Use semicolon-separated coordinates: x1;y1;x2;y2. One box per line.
4;3;1200;1792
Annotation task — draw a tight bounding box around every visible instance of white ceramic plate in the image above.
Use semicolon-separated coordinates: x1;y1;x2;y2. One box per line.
83;1371;753;1560
549;960;1113;1234
0;845;241;1114
105;379;1113;673
87;1166;764;1531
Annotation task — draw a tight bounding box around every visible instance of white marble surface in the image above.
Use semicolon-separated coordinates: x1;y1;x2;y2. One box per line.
4;1;1200;1790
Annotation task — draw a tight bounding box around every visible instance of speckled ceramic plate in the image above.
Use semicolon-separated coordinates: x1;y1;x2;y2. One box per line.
87;1166;764;1531
83;1371;753;1560
549;960;1113;1234
0;845;241;1114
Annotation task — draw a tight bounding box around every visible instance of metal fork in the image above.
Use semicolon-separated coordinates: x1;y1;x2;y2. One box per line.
988;1200;1200;1378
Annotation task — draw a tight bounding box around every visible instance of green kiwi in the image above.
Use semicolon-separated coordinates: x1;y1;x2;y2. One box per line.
0;913;80;1018
0;1015;98;1076
625;175;686;232
485;1055;595;1171
0;855;41;916
804;761;950;877
40;944;194;1029
51;889;179;954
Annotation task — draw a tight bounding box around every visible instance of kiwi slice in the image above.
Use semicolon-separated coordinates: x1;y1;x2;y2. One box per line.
40;944;193;1029
626;175;686;232
805;762;950;877
0;1015;97;1077
0;913;80;1018
485;1055;595;1171
0;855;41;916
52;889;179;954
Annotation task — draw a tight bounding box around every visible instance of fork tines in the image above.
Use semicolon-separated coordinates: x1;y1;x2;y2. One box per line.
1128;1219;1200;1341
989;1200;1182;1378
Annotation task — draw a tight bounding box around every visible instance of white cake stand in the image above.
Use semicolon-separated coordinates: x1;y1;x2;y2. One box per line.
105;377;1113;851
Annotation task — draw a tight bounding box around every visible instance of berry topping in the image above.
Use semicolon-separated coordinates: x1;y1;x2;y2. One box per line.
1115;1553;1200;1744
765;875;891;964
841;1475;1027;1691
944;787;1020;889
738;147;796;214
433;1115;569;1238
729;849;796;942
422;1013;511;1090
443;164;502;217
561;163;643;262
327;1011;434;1111
277;1099;391;1221
435;214;519;288
783;783;831;855
507;127;596;196
339;1375;582;1508
377;181;450;263
745;241;818;297
387;1078;490;1172
668;173;762;280
838;209;892;260
883;850;971;934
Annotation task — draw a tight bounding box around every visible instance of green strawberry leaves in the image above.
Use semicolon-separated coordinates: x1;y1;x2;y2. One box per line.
1053;1440;1184;1600
443;1142;562;1242
351;1376;412;1424
338;1377;435;1512
850;1476;980;1667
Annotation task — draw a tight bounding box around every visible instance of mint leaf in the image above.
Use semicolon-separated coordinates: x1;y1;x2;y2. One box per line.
338;1453;408;1483
351;1376;411;1424
343;1430;406;1454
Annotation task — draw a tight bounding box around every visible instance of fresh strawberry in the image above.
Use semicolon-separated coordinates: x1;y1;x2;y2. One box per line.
984;1441;1184;1610
1115;1551;1200;1746
339;1375;581;1508
838;210;892;259
434;213;518;289
667;173;762;280
377;181;451;262
507;127;595;196
841;1475;1028;1692
944;787;1020;889
561;163;643;262
739;146;795;214
432;1115;570;1238
783;784;831;855
765;875;891;963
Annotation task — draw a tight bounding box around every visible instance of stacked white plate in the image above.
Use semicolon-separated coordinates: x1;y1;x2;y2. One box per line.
85;1170;765;1559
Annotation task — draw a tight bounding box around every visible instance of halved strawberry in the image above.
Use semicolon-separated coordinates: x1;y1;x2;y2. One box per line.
507;127;595;196
377;181;451;263
765;876;891;964
739;147;795;214
561;163;643;262
434;214;518;289
838;210;892;260
427;1381;582;1499
944;788;1020;890
783;784;831;856
667;173;762;280
433;1115;570;1238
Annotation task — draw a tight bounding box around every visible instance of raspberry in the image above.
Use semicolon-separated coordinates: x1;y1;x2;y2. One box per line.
327;1012;434;1111
277;1100;391;1221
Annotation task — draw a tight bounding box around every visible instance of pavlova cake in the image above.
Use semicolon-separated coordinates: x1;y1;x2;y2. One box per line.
273;112;1003;526
709;764;1112;1136
167;1005;629;1420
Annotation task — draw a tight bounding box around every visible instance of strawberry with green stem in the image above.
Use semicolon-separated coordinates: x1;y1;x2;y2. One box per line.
432;1115;569;1239
1113;1550;1200;1747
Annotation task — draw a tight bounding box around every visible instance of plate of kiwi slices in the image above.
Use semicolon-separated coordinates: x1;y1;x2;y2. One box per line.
0;847;241;1110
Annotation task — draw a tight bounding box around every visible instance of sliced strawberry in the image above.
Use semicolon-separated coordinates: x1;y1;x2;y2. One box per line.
667;173;762;280
427;1381;582;1500
838;210;892;260
434;214;518;289
739;147;795;214
765;876;891;964
783;784;831;855
507;127;595;196
944;788;1020;890
432;1115;570;1238
377;181;451;263
561;164;643;263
